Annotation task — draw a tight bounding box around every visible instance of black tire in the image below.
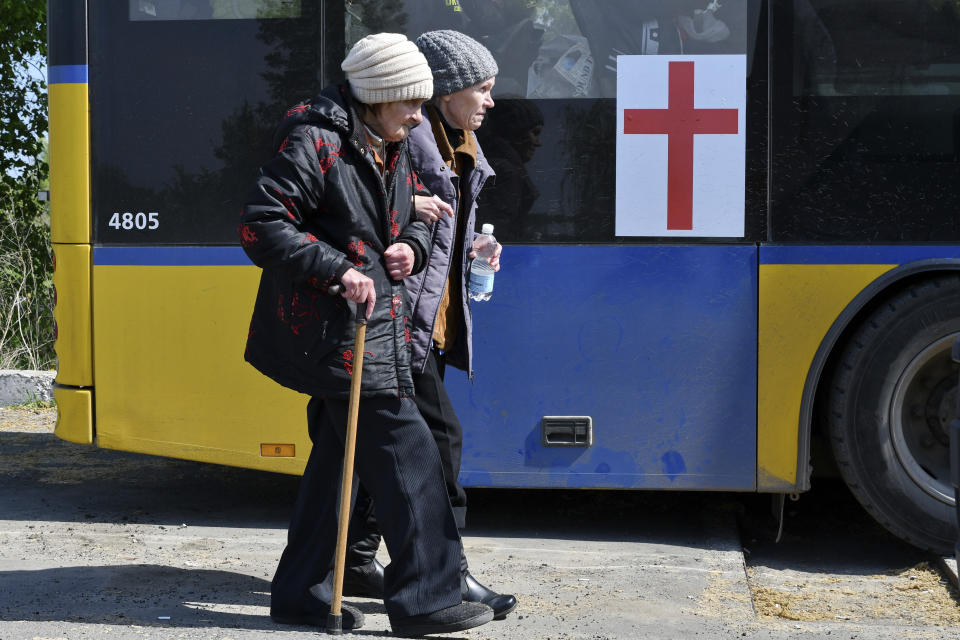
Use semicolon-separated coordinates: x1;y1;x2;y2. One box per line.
828;275;960;554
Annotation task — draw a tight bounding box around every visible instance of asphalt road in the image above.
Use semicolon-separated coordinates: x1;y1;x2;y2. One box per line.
1;407;959;640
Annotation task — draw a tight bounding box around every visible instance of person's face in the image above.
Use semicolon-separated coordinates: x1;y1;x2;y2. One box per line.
370;99;426;142
519;124;543;163
438;77;496;131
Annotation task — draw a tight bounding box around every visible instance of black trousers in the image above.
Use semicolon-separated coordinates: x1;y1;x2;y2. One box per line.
271;395;462;619
347;349;470;572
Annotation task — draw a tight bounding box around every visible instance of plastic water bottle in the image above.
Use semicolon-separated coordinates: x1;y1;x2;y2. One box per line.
468;224;497;302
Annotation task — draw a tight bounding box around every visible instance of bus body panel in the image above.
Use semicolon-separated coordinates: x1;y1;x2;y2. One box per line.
88;244;758;488
51;243;93;387
48;29;92;448
447;244;758;491
757;246;960;492
91;255;308;475
83;244;960;491
48;76;90;245
52;385;93;445
49;61;93;414
757;262;893;490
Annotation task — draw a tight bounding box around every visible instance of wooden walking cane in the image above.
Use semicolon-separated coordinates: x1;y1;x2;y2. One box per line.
327;299;367;635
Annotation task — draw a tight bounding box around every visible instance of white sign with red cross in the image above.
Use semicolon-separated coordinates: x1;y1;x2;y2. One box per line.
616;55;746;237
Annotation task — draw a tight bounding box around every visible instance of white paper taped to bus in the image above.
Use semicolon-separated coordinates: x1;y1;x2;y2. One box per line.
615;55;746;238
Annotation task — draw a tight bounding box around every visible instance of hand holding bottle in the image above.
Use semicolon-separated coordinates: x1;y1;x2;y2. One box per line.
469;234;502;271
468;224;500;302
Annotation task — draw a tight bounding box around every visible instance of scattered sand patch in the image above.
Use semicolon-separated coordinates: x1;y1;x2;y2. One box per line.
748;561;960;625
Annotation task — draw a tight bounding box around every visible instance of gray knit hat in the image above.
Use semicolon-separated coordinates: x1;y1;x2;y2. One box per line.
341;33;434;104
415;30;499;96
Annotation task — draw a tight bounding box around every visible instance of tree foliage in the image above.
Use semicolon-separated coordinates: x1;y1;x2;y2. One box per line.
0;0;47;184
0;0;52;369
0;174;54;370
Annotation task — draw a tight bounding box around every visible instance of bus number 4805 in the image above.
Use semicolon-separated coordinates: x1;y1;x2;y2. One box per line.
108;211;159;230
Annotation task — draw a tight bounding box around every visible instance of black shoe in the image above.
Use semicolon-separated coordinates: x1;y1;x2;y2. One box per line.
343;558;385;598
463;572;518;620
390;601;493;637
270;602;364;630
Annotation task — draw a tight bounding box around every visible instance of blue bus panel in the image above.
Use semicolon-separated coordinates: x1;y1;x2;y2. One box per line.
447;244;758;491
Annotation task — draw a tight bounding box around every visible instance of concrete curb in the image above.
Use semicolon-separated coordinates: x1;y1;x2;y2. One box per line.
0;370;55;406
937;555;959;589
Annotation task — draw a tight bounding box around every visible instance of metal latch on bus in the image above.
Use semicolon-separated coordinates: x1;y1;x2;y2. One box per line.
541;416;593;447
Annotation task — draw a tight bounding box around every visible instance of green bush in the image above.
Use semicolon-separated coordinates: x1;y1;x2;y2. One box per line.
0;0;49;370
0;171;54;370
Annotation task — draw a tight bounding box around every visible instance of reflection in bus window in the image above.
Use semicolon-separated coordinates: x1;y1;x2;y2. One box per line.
130;0;301;21
344;0;541;96
94;3;320;244
792;0;836;96
476;99;544;239
345;0;747;99
338;0;760;243
569;0;748;98
794;0;960;97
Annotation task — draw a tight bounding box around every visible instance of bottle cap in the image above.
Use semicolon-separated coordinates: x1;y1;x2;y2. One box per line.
481;223;494;235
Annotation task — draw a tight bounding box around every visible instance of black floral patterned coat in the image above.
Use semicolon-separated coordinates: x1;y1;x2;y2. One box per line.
239;84;431;399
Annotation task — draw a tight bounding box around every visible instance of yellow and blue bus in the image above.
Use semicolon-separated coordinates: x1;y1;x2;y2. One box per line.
49;0;960;553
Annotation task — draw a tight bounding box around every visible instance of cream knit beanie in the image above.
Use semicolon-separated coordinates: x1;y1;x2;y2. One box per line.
341;33;434;104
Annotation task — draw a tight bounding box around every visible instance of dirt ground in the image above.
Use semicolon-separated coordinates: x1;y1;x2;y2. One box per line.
747;561;960;625
736;477;960;632
2;406;960;640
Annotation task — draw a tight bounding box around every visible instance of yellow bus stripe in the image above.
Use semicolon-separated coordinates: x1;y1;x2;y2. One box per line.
49;82;90;244
757;263;894;490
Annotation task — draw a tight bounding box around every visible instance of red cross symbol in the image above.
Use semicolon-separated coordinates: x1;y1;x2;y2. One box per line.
624;61;738;231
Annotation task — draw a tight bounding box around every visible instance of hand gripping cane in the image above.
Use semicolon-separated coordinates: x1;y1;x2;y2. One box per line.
327;296;367;635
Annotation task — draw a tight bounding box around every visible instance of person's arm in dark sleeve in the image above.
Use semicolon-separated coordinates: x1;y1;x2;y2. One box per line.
396;217;431;275
238;126;351;287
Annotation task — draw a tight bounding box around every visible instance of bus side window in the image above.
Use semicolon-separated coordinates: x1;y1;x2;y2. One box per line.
130;0;301;21
770;0;960;243
346;0;759;243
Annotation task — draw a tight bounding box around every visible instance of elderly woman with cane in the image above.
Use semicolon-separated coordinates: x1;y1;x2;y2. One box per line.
340;30;517;620
238;32;494;637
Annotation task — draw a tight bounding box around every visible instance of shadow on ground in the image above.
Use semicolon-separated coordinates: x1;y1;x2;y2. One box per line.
738;477;930;577
0;565;276;629
3;428;949;584
2;430;739;548
1;430;299;528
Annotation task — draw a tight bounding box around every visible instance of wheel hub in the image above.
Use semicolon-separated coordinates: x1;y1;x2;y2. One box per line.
890;333;959;506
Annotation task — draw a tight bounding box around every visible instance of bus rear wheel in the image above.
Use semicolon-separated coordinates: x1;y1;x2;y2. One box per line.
828;275;960;554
